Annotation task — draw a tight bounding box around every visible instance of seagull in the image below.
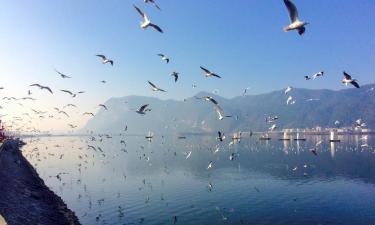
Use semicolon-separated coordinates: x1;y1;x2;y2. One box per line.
157;54;169;63
171;71;179;82
59;111;69;117
215;105;224;120
60;89;74;96
68;124;77;128
136;104;150;115
133;5;163;33
30;84;53;94
287;96;295;105
101;80;106;84
269;124;277;131
185;151;192;159
98;104;108;110
83;112;95;117
148;81;166;92
217;131;225;142
243;87;251;96
54;69;71;78
207;161;213;170
195;96;219;105
283;0;309;35
144;0;160;10
200;66;221;78
312;71;324;79
304;76;311;80
284;86;292;95
96;54;113;66
342;71;360;88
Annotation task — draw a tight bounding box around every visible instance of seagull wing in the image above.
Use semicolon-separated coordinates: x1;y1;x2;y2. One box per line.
157;53;165;57
30;84;42;88
211;73;221;78
133;5;146;19
343;71;352;80
209;97;219;105
149;23;163;33
60;90;73;95
43;86;53;94
148;81;157;89
284;0;299;22
139;104;149;112
109;60;114;66
96;54;107;61
351;81;360;88
200;66;211;74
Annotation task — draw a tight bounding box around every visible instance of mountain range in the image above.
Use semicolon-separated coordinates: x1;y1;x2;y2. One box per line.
82;84;375;134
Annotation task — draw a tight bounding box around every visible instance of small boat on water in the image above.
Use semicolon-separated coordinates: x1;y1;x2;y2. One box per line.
329;130;340;142
145;131;154;141
294;132;306;141
259;133;271;140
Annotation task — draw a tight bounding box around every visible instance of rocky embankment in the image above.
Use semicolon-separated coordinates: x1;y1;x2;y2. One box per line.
0;139;81;225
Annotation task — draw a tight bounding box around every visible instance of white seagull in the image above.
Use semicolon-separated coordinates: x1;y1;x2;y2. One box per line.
96;54;113;66
157;54;169;63
283;0;309;35
286;96;295;105
284;86;292;95
313;71;324;79
342;71;360;88
200;66;221;78
133;5;163;33
148;81;166;92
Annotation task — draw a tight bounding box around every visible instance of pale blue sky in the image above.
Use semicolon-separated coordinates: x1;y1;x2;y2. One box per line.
0;0;374;131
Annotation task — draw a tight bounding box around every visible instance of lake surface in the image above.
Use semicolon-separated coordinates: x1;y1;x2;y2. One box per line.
21;134;375;225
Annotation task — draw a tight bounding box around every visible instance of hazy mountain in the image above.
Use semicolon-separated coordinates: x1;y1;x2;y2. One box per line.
82;84;375;134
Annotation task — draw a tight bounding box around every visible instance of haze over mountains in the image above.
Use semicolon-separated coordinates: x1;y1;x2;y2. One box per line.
83;84;375;134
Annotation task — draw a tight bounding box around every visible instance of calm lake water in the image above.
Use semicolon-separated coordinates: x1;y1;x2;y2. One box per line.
21;134;375;225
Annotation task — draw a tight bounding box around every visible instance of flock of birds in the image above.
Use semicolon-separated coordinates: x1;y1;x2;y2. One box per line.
1;0;367;136
2;0;373;224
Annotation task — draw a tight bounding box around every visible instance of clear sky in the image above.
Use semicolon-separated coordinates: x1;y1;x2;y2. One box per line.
0;0;374;132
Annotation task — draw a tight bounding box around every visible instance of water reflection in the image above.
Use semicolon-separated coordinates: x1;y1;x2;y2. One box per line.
21;135;375;225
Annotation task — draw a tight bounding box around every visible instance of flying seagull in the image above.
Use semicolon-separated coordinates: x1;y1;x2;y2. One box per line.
171;71;179;82
54;69;71;78
200;66;221;78
30;84;53;94
342;71;360;88
304;76;311;80
148;81;166;92
60;89;74;96
157;54;169;63
136;104;150;115
96;54;113;66
99;104;108;110
284;86;292;95
83;112;95;117
287;96;295;105
283;0;309;35
215;105;224;120
217;131;225;142
313;71;324;79
144;0;160;10
133;5;163;33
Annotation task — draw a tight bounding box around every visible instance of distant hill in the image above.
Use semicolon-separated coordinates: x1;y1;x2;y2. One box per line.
82;84;375;134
